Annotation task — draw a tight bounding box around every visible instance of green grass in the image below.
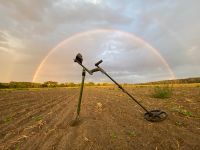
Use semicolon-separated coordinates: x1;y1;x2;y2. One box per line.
152;85;172;99
3;116;12;123
178;109;193;117
16;144;20;150
172;107;193;117
175;121;184;127
32;115;43;121
125;130;136;137
110;132;117;139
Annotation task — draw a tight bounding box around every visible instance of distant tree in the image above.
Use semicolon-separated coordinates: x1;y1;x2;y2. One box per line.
0;83;9;89
76;83;81;86
86;82;95;86
96;83;101;86
67;82;76;87
8;82;42;88
9;81;18;88
32;83;42;88
59;83;65;87
42;81;58;87
102;83;109;86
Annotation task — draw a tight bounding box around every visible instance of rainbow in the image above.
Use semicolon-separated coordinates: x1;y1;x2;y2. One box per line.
32;29;176;82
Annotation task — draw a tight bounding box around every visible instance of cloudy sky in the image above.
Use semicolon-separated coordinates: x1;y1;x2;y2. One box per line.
0;0;200;83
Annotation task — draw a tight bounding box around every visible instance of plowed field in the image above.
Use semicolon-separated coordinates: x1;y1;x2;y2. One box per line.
0;87;200;150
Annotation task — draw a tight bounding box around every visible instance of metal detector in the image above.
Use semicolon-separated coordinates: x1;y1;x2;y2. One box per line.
71;53;167;125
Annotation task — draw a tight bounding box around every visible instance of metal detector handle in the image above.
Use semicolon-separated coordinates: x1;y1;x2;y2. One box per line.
95;60;103;66
74;59;93;75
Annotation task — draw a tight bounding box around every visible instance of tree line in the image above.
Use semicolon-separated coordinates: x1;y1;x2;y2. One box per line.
1;77;199;89
0;81;114;89
139;77;200;85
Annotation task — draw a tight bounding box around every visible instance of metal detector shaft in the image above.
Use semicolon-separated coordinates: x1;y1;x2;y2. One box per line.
76;69;86;117
97;66;150;113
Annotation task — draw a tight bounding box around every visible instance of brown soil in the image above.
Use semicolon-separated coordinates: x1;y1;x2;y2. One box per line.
0;86;200;150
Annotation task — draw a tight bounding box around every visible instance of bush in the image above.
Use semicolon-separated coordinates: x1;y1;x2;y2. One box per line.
102;83;109;86
42;81;58;87
85;82;95;86
152;85;172;99
0;83;9;89
66;82;76;87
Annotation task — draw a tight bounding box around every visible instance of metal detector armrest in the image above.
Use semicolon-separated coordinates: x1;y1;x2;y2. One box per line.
95;60;103;66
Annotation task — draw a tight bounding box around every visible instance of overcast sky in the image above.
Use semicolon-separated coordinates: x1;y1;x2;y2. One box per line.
0;0;200;83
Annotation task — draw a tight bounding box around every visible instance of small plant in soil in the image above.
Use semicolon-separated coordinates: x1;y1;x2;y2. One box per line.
110;132;117;139
32;115;43;121
178;109;193;117
125;130;136;137
152;85;172;99
173;107;193;117
175;121;184;127
16;144;20;150
3;116;12;123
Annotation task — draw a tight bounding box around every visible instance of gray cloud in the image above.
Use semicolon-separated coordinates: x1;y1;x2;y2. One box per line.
0;0;200;83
